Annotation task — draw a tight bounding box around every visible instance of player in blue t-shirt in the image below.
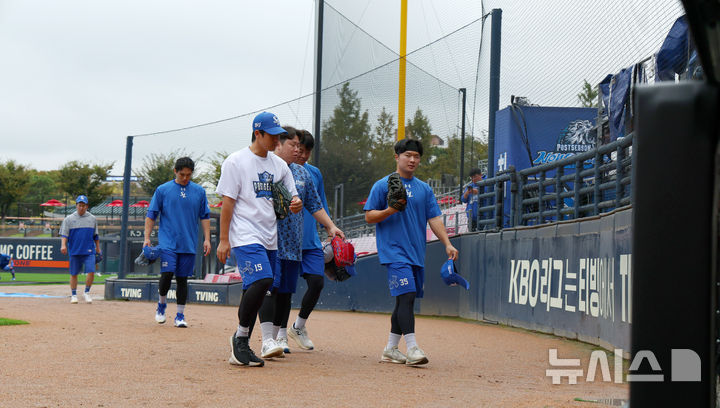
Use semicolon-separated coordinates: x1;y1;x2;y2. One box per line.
364;139;458;366
461;168;483;232
145;157;211;328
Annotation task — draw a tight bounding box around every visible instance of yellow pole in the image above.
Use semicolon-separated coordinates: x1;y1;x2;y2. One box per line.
397;0;407;140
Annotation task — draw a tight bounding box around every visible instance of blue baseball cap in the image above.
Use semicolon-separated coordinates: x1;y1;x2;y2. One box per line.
76;195;89;204
441;259;470;290
252;111;287;135
143;245;160;261
135;245;160;266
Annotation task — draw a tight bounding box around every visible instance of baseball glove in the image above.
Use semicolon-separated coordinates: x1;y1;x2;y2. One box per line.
386;172;407;212
272;181;292;220
95;252;103;264
135;252;149;266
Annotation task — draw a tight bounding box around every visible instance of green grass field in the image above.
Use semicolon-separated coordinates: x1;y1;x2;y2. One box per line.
0;272;117;285
0;317;29;326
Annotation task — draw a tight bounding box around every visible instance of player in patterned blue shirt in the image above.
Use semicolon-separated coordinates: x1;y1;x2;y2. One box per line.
283;129;332;350
60;195;100;303
256;126;344;359
364;139;458;366
145;157;211;328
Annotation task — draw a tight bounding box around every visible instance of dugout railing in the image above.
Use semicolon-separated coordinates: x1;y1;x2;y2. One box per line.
510;133;633;227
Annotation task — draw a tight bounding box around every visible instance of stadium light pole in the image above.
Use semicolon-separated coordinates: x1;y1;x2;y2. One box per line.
397;0;408;140
487;8;502;178
118;136;133;279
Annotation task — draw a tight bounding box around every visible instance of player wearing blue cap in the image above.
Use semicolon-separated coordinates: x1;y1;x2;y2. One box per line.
0;253;16;281
217;112;302;367
256;126;343;359
60;195;101;303
145;157;211;328
364;138;458;366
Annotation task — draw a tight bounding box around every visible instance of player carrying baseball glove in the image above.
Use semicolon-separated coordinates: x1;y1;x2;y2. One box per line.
272;181;292;220
386;172;407;211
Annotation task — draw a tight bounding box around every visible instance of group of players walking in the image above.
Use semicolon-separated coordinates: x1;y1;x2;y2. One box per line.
59;110;459;368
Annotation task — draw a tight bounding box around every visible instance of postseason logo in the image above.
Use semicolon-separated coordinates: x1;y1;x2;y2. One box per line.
533;119;595;166
253;171;274;199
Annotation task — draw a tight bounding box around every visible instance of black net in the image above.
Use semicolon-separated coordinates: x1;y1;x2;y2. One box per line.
126;0;689;222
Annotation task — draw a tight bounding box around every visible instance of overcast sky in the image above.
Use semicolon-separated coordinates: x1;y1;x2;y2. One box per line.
0;0;683;175
0;0;485;175
0;1;319;173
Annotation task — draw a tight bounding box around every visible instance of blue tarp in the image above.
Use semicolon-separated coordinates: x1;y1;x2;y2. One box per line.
656;16;690;81
598;74;612;114
608;66;633;141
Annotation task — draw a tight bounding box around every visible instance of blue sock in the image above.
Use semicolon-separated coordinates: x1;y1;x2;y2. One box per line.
71;289;77;296
84;286;90;293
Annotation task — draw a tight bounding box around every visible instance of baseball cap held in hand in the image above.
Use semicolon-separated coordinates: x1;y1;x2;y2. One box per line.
441;259;470;290
135;245;160;266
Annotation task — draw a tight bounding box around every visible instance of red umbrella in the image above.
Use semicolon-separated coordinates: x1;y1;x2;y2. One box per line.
130;200;150;207
40;199;65;207
437;196;458;205
106;199;123;207
210;201;222;208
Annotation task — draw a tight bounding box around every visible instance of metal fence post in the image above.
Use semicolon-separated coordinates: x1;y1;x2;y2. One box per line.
516;174;526;226
615;143;625;208
508;168;517;227
538;171;545;224
573;160;582;220
555;166;564;221
495;179;504;229
454;211;459;235
593;148;601;215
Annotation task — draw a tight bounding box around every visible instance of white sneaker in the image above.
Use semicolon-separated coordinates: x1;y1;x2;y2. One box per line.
155;303;167;324
70;295;78;304
83;293;92;303
260;338;284;359
380;346;407;364
288;324;314;350
406;346;429;365
174;313;188;328
276;337;290;354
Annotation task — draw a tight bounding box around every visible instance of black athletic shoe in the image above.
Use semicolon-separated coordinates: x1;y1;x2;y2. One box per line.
229;334;264;367
247;347;264;366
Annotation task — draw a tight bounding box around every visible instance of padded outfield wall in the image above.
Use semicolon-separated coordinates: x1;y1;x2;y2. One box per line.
302;207;632;352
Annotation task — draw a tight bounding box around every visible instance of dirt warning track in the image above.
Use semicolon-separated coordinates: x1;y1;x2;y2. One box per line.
0;285;627;407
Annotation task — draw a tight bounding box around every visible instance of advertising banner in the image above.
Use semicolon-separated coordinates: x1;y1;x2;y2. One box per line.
0;238;68;271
